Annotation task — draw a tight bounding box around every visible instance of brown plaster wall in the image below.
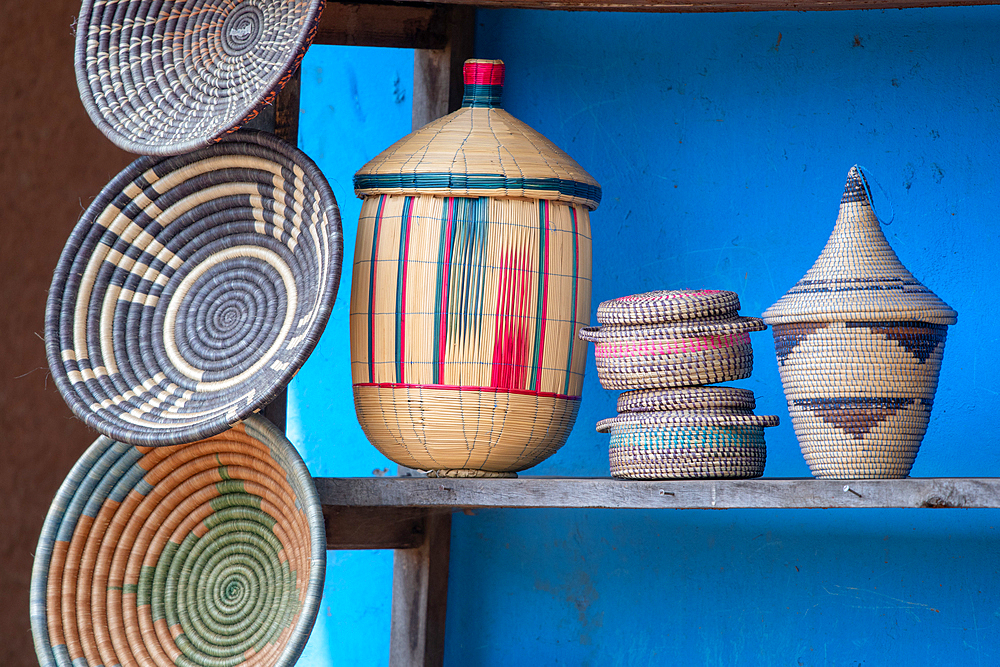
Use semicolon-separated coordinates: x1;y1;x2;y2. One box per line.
0;3;132;664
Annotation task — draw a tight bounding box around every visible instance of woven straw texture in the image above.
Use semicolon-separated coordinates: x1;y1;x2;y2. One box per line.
353;385;579;474
354;60;601;210
580;290;764;391
29;414;325;667
585;290;772;477
581;316;765;340
764;166;955;479
599;385;776;479
762;166;957;325
597;411;779;432
596;289;740;325
349;60;598;475
606;424;767;479
618;386;757;413
46;132;343;446
75;0;325;156
580;326;761;391
349;195;591;473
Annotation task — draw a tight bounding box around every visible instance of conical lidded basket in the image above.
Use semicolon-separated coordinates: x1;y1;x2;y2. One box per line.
350;60;600;477
762;166;957;479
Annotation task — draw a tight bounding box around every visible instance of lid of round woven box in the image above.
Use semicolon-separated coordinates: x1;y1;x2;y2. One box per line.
597;411;779;433
596;290;740;325
762;166;957;325
580;315;765;342
354;59;601;210
45;131;343;446
618;386;757;413
75;0;325;156
30;414;325;667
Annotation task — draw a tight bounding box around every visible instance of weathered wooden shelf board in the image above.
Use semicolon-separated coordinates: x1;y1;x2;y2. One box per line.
316;477;1000;511
316;2;451;48
439;0;996;11
314;0;999;23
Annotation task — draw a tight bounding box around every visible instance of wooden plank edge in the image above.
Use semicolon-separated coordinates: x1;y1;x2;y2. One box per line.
315;476;1000;510
324;506;455;549
313;0;997;15
314;2;451;47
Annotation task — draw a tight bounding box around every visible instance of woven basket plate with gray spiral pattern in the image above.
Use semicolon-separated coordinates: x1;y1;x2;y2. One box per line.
46;131;342;446
75;0;325;155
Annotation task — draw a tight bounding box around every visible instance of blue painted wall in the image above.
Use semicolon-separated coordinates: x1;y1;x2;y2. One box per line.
292;7;1000;665
290;46;413;666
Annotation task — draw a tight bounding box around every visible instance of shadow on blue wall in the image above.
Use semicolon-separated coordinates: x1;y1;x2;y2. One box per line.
292;7;1000;665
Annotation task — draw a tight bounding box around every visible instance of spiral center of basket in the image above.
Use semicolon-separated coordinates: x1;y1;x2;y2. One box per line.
223;578;244;602
214;303;246;331
162;245;297;389
222;4;264;56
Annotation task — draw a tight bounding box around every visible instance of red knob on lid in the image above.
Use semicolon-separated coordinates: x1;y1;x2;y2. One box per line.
463;59;505;87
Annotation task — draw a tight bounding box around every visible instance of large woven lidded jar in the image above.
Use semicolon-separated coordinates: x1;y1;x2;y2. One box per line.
762;166;957;479
350;60;600;476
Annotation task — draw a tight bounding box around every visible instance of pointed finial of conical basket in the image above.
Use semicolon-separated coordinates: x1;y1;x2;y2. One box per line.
835;164;881;236
462;59;505;108
762;165;956;325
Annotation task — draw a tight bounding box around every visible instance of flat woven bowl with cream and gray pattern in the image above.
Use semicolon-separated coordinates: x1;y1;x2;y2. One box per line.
46;131;342;446
75;0;325;155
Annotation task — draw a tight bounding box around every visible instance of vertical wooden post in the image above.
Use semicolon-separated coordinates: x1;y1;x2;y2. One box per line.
389;10;474;665
412;6;476;129
389;512;453;665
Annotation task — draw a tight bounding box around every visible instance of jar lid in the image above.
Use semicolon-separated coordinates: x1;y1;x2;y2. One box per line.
354;60;602;210
762;166;957;325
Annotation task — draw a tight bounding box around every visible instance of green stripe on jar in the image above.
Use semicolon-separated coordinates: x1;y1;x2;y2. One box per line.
353;173;602;209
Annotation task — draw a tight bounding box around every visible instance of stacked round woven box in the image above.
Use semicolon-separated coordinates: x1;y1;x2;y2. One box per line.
599;386;778;479
581;290;777;479
579;290;761;390
763;166;957;479
350;59;600;477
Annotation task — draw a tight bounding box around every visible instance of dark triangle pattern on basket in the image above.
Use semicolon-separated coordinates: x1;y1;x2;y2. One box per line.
772;322;829;366
793;396;922;438
763;166;957;478
851;321;948;364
